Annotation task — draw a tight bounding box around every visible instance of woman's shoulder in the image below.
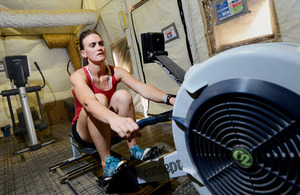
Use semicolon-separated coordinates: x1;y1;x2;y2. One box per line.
70;68;88;82
72;67;86;76
112;66;129;75
110;66;130;82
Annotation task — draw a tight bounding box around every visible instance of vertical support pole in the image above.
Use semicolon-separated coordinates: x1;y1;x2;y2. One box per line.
35;90;46;124
5;96;17;130
18;87;41;150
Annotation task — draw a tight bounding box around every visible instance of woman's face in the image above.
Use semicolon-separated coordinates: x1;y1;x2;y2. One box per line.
81;33;106;63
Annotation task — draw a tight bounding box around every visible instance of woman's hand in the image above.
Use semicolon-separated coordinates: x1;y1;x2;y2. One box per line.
108;116;141;142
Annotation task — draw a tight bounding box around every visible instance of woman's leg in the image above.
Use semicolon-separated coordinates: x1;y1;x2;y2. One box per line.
109;90;138;149
110;90;152;161
76;93;111;168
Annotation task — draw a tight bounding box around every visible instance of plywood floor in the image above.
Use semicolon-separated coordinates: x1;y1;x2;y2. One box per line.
0;121;199;195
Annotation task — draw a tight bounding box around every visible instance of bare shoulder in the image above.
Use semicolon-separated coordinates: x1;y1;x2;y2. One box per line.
70;69;87;84
113;66;130;81
113;66;144;89
113;66;127;74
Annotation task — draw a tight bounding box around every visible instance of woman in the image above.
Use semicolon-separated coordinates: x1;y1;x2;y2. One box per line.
70;29;175;178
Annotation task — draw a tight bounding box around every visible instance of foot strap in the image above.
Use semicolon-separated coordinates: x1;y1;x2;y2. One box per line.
142;146;164;161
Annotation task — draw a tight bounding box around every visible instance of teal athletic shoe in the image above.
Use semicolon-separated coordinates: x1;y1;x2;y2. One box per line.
102;156;126;177
130;144;151;161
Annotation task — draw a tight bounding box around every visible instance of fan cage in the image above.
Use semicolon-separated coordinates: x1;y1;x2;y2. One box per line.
186;91;300;194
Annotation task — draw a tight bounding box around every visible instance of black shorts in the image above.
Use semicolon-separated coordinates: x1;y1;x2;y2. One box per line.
72;121;96;148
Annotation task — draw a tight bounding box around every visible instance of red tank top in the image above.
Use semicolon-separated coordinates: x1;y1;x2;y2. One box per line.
72;65;118;124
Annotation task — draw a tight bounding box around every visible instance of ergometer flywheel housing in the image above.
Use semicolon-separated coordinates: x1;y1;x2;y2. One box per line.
172;43;300;194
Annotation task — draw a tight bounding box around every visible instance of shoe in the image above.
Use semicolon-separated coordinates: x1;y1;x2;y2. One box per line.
130;144;151;161
102;156;126;177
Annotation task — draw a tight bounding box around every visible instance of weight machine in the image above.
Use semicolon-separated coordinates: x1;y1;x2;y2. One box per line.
1;56;55;154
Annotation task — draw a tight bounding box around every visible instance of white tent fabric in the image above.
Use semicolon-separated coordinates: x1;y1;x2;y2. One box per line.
181;0;209;63
129;0;187;114
0;0;300;128
0;0;82;10
0;8;98;33
273;0;300;42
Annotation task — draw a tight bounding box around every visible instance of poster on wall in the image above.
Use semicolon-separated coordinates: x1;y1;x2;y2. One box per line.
213;0;249;25
161;23;179;43
202;0;281;55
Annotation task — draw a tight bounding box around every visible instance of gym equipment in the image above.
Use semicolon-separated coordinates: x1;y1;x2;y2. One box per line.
172;43;300;194
141;32;186;85
142;33;300;194
1;56;55;154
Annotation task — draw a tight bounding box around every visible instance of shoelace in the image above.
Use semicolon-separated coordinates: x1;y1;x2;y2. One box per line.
131;145;146;159
105;156;120;164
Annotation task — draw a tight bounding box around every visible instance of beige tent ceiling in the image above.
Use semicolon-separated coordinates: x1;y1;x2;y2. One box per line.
0;8;99;35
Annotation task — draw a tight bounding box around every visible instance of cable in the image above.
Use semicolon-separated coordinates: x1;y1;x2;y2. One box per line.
34;62;46;88
177;0;193;65
67;60;72;76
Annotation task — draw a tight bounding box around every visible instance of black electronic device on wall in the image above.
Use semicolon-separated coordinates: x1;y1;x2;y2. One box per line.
141;32;185;85
141;32;167;63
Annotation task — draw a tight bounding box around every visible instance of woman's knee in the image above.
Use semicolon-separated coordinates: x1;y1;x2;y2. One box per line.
111;90;133;105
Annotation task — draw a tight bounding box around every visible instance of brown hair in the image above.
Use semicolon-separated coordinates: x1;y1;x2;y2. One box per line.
79;29;102;50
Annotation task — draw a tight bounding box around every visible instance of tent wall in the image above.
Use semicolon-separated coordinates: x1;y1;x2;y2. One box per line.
0;0;300;128
273;0;300;42
129;0;188;114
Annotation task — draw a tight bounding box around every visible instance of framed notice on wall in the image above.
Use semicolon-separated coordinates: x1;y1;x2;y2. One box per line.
161;23;180;44
212;0;249;25
201;0;281;56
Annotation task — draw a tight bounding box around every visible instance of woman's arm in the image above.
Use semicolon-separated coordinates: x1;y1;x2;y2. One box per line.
70;69;139;140
114;67;176;105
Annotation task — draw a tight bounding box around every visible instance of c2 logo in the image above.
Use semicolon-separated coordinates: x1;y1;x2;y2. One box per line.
232;147;253;168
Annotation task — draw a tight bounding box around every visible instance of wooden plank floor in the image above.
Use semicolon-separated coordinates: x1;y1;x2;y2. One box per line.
0;121;200;195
